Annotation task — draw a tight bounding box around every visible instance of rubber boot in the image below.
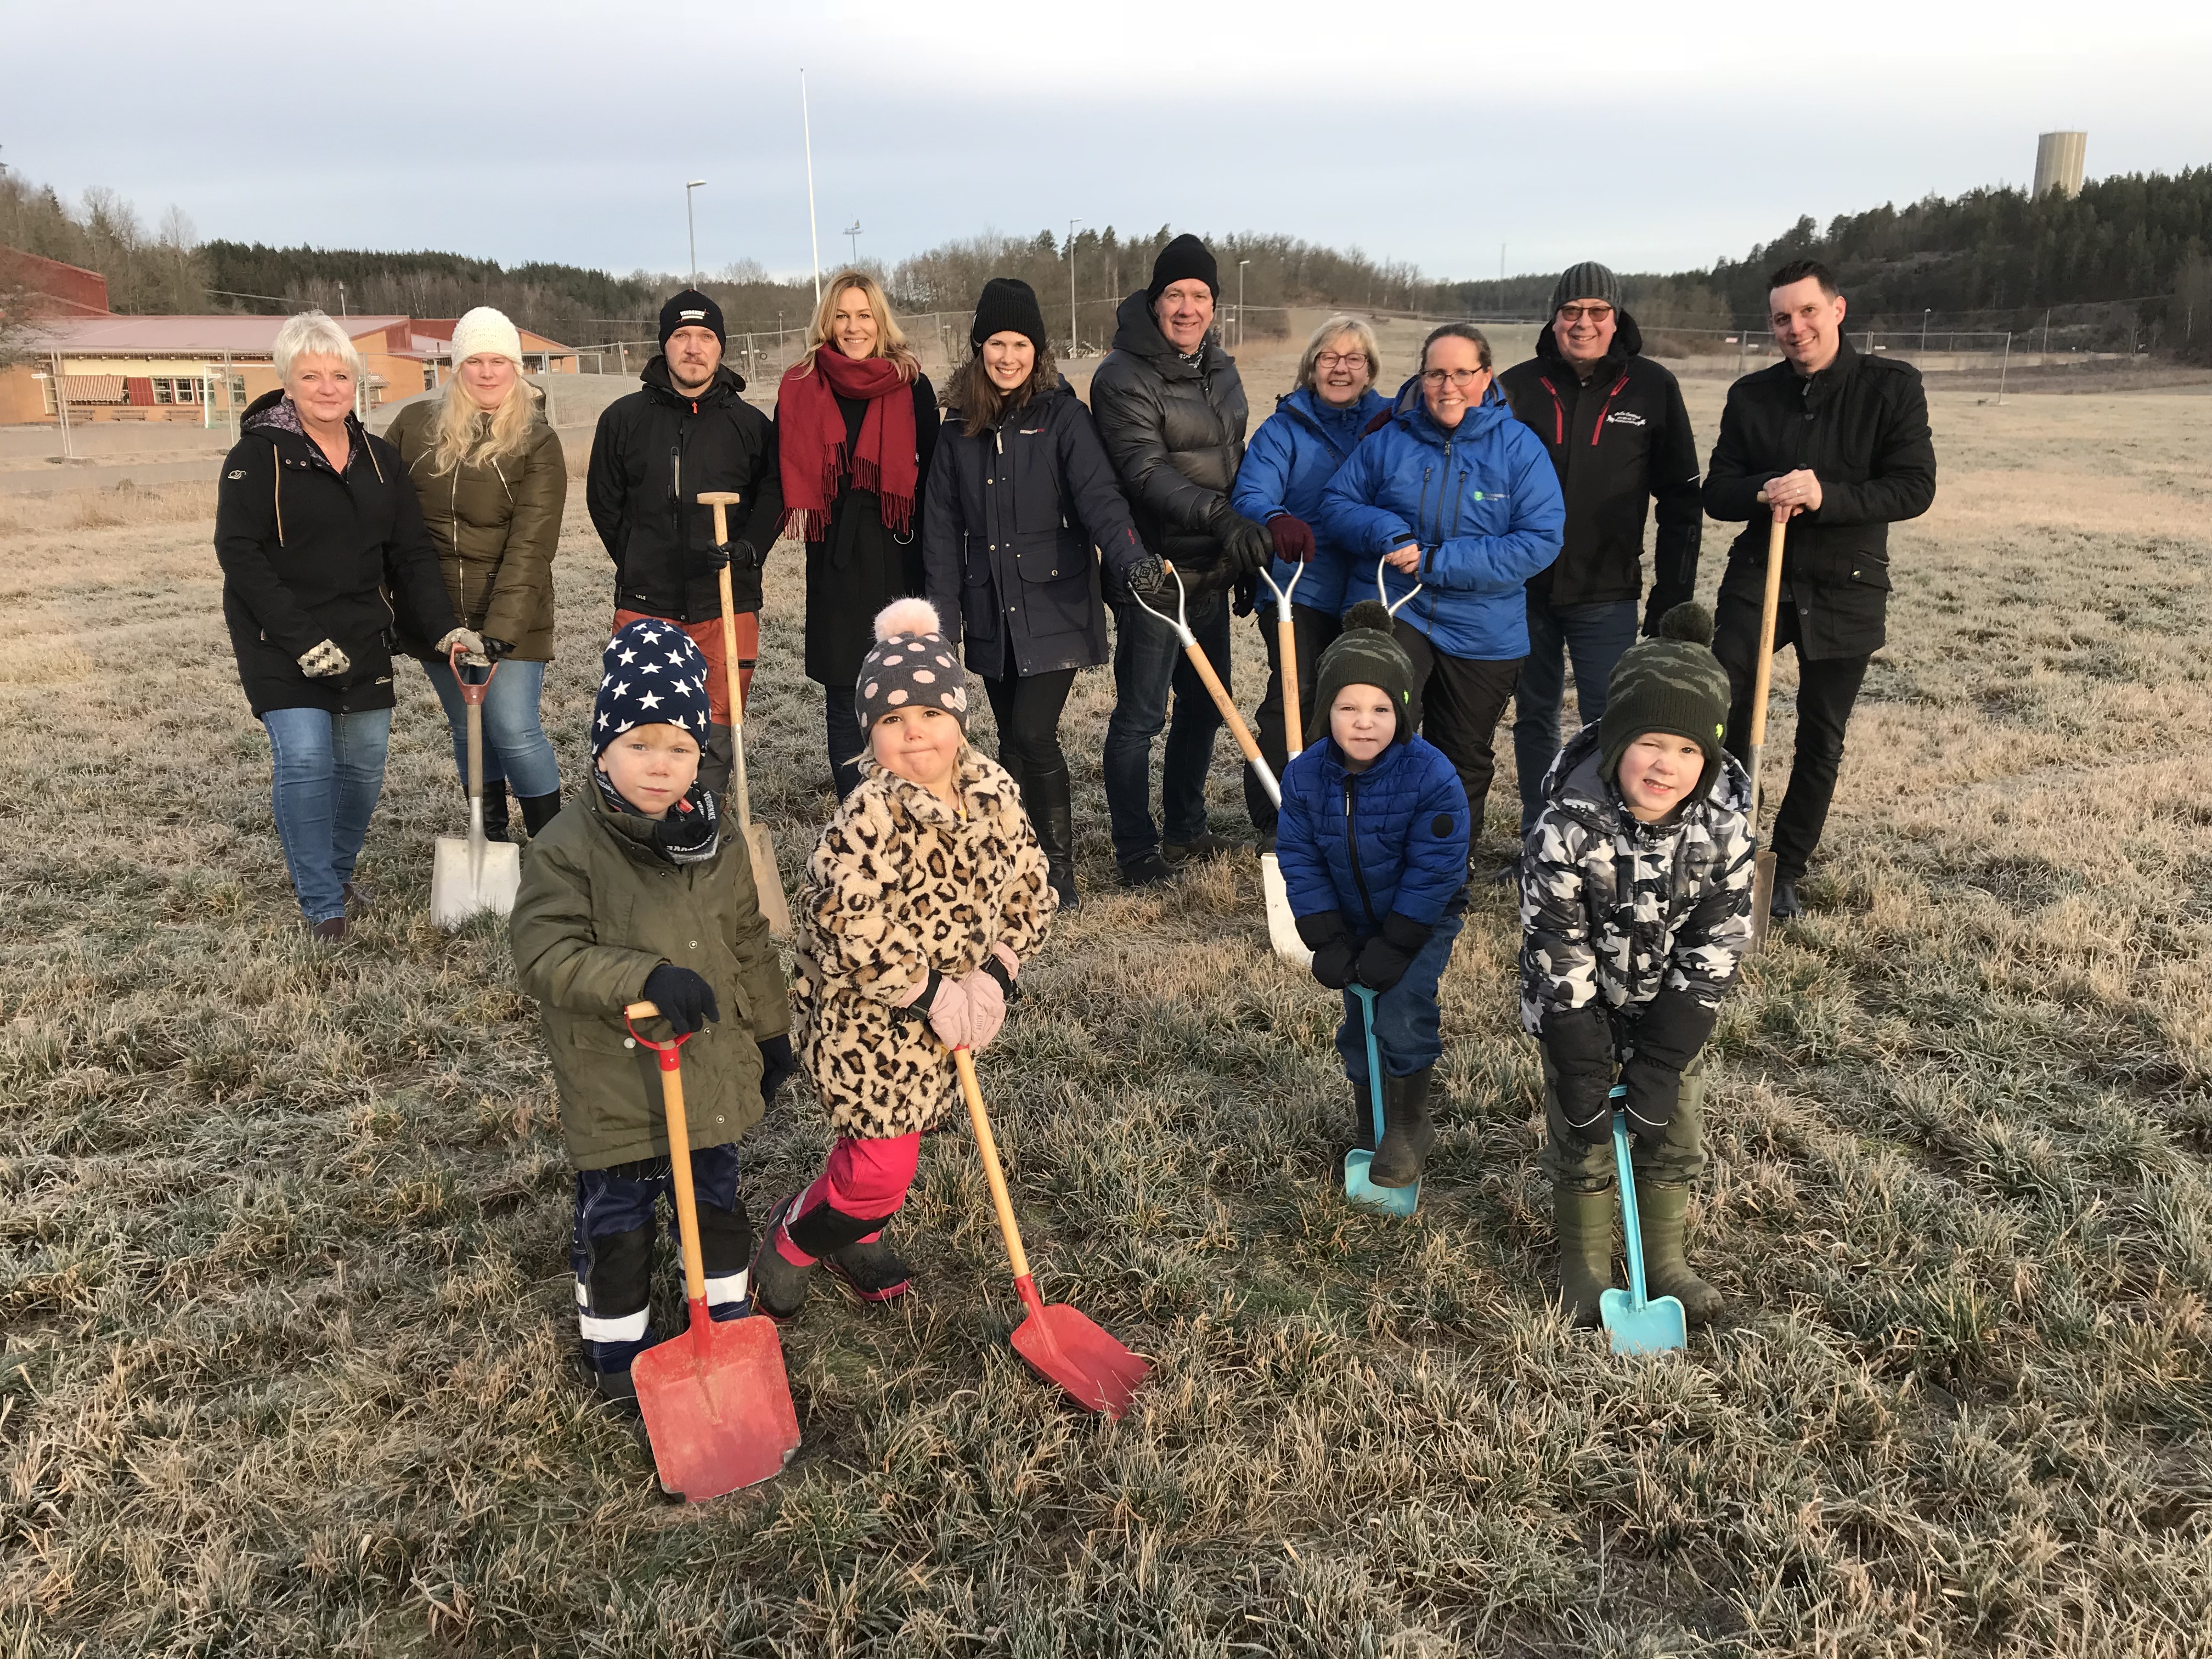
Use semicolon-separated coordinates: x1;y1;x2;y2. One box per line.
825;1236;913;1303
1030;761;1080;910
748;1195;819;1321
479;783;512;843
520;790;562;837
1554;1184;1616;1329
699;723;735;798
1367;1066;1436;1188
1635;1181;1723;1325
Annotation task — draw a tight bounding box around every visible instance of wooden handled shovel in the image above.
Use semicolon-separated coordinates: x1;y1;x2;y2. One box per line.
430;644;522;929
696;492;791;940
1257;562;1313;968
1746;505;1788;952
621;1000;801;1500
1130;563;1307;966
953;1046;1149;1419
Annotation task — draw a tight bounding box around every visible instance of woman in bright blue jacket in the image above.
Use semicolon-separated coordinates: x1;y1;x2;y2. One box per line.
1231;314;1389;845
1320;323;1565;871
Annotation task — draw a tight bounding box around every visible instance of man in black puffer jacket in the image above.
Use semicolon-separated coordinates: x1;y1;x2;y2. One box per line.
1499;262;1703;840
586;289;783;794
1705;258;1936;919
1090;234;1275;885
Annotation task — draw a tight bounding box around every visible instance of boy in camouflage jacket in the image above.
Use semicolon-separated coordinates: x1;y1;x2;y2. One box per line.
1519;602;1753;1327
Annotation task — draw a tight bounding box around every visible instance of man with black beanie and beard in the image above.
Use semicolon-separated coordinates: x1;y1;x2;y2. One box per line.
585;288;783;796
1091;233;1276;886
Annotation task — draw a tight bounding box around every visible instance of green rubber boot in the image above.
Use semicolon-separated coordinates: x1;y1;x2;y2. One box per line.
1555;1184;1616;1329
1635;1181;1723;1325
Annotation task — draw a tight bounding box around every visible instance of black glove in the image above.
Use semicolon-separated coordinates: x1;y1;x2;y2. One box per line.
1232;571;1259;618
1122;552;1166;601
1352;912;1432;993
1540;1005;1617;1145
1297;910;1357;991
480;636;515;662
706;537;759;571
1621;991;1718;1138
757;1033;797;1107
1220;513;1274;577
641;963;720;1036
1641;585;1695;637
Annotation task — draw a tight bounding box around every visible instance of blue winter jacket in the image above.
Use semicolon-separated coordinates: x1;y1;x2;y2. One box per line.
1276;732;1469;936
1318;385;1566;658
1232;385;1389;616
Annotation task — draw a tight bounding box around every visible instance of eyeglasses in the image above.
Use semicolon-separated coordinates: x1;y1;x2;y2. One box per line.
1314;351;1369;370
1556;304;1615;323
1420;368;1488;387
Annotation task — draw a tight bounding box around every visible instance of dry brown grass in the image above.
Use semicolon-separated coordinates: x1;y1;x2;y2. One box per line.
4;384;2212;1656
0;481;219;538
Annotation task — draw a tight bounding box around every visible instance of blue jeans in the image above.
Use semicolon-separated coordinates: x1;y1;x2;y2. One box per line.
1104;589;1232;866
421;655;561;799
262;706;393;923
1512;595;1641;833
1336;912;1466;1083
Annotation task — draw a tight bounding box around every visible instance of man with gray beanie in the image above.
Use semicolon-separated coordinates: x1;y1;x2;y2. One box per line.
1091;233;1276;885
1498;261;1703;854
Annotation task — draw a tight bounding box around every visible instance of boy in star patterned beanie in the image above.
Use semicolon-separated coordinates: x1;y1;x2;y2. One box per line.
753;599;1054;1319
508;616;795;1407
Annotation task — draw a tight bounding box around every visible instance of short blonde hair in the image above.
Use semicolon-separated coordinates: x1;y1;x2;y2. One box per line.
799;269;920;381
273;310;363;382
1297;314;1381;390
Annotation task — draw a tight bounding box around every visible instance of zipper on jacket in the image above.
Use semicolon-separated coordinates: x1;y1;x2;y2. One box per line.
1538;377;1565;445
1589;373;1631;444
1344;776;1379;928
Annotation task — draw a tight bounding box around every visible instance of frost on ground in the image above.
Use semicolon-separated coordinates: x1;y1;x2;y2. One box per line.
3;385;2211;1656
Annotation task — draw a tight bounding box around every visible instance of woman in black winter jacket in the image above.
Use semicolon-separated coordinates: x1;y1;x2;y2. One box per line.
212;311;477;939
922;278;1156;907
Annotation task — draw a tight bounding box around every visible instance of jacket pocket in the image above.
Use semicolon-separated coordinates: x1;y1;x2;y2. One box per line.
1848;551;1891;590
960;534;998;640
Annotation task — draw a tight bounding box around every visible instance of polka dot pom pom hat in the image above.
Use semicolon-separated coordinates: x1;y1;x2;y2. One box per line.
854;597;967;733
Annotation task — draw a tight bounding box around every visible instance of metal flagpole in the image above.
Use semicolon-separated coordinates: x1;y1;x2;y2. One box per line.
801;70;821;302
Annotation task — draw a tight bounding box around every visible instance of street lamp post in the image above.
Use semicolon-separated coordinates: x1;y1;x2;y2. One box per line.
845;221;863;266
1920;307;1932;360
686;179;706;285
1238;259;1251;347
1067;218;1082;354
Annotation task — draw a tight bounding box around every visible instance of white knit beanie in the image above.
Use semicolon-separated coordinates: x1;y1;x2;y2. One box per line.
449;306;523;369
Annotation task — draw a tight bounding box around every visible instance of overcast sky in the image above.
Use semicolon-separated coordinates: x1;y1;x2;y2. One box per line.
8;0;2209;287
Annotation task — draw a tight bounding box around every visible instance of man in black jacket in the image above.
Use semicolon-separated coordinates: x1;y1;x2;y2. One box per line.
585;289;783;794
1706;258;1936;918
1090;234;1276;885
1499;262;1703;842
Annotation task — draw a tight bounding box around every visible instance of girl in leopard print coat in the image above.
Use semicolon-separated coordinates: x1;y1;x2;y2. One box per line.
752;599;1054;1318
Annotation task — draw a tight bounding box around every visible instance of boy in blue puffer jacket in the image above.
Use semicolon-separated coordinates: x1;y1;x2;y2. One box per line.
1276;600;1471;1187
1321;324;1564;872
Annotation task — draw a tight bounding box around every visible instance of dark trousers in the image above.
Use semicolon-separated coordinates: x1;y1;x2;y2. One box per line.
1336;912;1466;1086
1392;623;1523;860
570;1145;752;1375
1512;594;1640;834
1714;597;1870;882
984;665;1079;783
1104;590;1233;866
1246;601;1341;834
825;684;867;800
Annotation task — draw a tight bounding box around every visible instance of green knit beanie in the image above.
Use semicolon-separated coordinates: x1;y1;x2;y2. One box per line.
1308;600;1416;749
1599;602;1731;797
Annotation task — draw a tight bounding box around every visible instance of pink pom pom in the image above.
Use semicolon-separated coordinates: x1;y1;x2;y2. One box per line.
873;597;943;642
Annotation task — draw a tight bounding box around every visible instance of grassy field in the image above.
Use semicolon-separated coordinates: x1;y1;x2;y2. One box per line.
5;375;2212;1656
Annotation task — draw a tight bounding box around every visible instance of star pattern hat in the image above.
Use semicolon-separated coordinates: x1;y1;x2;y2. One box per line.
592;619;713;759
855;597;967;734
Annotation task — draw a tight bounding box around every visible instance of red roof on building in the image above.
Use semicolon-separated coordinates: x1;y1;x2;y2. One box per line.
0;246;111;318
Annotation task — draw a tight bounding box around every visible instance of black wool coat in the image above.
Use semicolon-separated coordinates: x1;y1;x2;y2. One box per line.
1497;312;1703;620
795;373;941;688
922;380;1149;680
585;358;783;624
1087;290;1248;599
213;392;460;717
1703;337;1936;661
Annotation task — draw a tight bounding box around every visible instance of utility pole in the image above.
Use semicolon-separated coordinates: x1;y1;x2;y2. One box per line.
844;221;863;266
336;280;347;318
1067;217;1082;354
800;70;822;302
1921;307;1932;359
1238;258;1251;347
50;351;74;460
686;179;706;284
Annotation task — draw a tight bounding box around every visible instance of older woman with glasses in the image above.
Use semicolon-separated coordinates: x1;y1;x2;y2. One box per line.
1231;313;1388;846
1320;323;1565;873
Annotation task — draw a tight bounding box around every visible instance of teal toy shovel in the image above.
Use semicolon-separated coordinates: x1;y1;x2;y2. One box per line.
1341;985;1419;1217
1599;1086;1687;1354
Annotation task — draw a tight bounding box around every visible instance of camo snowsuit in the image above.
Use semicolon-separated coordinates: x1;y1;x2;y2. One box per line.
1519;723;1754;1187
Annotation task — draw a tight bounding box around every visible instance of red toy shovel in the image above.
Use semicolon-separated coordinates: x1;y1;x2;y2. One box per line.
952;1046;1149;1419
623;1000;801;1500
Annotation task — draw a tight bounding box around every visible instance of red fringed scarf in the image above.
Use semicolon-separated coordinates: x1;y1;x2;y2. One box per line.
776;349;917;542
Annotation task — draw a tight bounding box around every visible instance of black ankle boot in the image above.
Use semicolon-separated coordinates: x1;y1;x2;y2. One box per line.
1029;761;1079;909
479;785;511;843
520;790;562;836
1368;1066;1437;1187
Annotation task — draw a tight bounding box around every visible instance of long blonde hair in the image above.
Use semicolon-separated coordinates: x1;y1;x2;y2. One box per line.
428;371;538;475
798;269;920;381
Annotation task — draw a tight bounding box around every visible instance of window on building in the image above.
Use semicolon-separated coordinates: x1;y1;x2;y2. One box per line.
230;375;247;407
153;379;173;404
525;353;547;373
424;364;438;391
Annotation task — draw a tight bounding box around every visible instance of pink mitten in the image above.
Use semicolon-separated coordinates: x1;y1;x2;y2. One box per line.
922;976;975;1050
958;967;1007;1051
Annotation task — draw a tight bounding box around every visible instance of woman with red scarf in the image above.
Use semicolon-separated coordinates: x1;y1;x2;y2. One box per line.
777;270;941;798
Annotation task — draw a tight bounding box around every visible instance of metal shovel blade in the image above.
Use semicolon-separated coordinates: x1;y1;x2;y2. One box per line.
1008;1276;1149;1420
430;832;520;929
744;821;791;939
633;1306;802;1501
1260;853;1311;967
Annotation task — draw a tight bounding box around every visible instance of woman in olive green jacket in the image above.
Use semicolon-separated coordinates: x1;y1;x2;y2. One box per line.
387;307;567;838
